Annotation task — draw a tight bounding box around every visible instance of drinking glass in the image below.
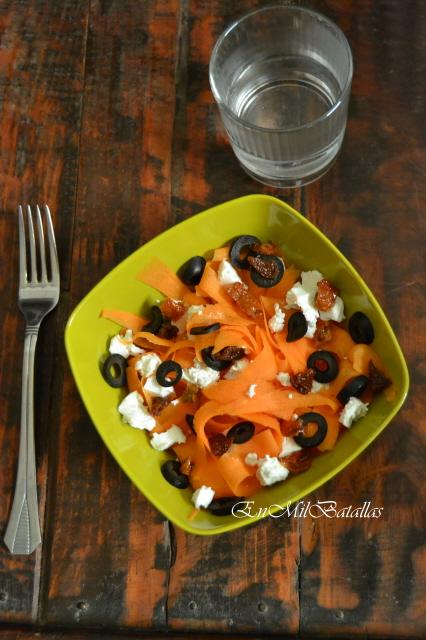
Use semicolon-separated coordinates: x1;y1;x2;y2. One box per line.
209;5;353;188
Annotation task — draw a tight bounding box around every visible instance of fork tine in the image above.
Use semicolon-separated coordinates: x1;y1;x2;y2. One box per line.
35;205;48;282
44;205;59;284
18;206;27;285
26;205;37;282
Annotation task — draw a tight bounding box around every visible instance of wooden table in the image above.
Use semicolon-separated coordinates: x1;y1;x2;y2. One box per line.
0;1;425;638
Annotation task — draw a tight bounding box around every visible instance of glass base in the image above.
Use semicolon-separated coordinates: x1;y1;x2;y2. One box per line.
240;157;338;188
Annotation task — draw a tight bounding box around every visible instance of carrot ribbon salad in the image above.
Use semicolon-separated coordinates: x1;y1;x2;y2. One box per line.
101;236;392;516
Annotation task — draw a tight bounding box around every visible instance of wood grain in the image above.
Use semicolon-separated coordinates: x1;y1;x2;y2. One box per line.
166;1;301;635
300;1;426;637
0;631;284;640
0;0;88;624
43;0;180;630
0;0;424;637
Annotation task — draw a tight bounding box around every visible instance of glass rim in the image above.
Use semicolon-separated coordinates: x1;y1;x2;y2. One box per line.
209;4;354;134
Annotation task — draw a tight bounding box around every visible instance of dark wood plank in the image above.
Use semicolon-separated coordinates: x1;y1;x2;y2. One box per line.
166;1;302;635
0;631;291;640
0;0;88;624
170;0;301;220
299;0;426;637
43;0;181;630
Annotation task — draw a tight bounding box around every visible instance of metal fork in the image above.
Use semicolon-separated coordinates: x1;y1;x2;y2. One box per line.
4;205;60;554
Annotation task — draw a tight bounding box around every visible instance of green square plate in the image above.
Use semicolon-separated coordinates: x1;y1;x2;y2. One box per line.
65;194;409;535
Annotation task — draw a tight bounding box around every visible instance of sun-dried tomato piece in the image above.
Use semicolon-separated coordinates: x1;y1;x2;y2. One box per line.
226;282;263;318
247;255;279;279
314;319;333;345
151;395;176;416
291;368;315;394
215;346;246;362
209;433;233;457
251;242;280;256
368;360;391;393
180;457;194;476
160;298;186;320
315;278;339;312
284;450;314;474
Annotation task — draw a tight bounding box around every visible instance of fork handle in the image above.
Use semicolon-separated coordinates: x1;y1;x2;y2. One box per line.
4;329;41;554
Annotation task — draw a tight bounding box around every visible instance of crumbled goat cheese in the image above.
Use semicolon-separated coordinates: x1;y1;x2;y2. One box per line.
144;375;174;398
339;396;369;428
279;437;302;458
246;383;257;398
311;380;330;394
192;485;215;509
245;453;259;466
109;330;144;358
256;455;290;486
187;305;204;318
276;372;292;387
174;305;205;334
285;270;323;338
218;260;242;286
150;425;186;451
224;357;249;380
183;359;220;388
268;303;286;333
301;270;324;291
135;352;162;377
319;296;345;322
118;391;156;431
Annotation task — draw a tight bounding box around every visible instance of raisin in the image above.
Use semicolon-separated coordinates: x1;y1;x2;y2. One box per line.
157;319;179;339
215;346;246;361
290;368;315;394
281;419;304;437
226;282;247;301
180;457;194;476
247;255;279;279
368;360;391;393
160;298;186;320
151;395;175;416
209;433;233;457
314;319;333;344
226;282;263;319
251;242;280;256
284;450;314;474
182;383;199;403
315;279;339;311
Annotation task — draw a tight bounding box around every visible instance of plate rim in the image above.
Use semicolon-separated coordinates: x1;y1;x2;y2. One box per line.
65;193;410;535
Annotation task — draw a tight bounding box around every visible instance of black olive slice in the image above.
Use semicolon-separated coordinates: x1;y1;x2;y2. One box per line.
249;255;285;288
178;256;206;286
201;346;229;371
227;421;255;444
208;496;244;516
156;360;183;387
307;350;339;383
189;323;221;336
286;311;308;342
294;412;328;448
348;311;375;344
230;235;260;269
185;414;195;432
337;375;369;405
161;460;189;489
143;305;163;335
102;354;127;388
